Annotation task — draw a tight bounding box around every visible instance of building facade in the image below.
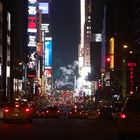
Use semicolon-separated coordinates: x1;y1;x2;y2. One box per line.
77;0;92;96
0;0;28;102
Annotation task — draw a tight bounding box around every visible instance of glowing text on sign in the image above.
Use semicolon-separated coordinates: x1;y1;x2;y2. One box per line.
27;0;37;78
127;62;136;95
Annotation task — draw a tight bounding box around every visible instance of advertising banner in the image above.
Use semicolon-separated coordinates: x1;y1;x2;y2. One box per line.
44;37;52;69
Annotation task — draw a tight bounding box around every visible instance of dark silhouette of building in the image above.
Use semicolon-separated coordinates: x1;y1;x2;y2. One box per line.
0;0;28;101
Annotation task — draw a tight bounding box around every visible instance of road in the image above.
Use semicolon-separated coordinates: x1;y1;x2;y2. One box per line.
0;118;139;140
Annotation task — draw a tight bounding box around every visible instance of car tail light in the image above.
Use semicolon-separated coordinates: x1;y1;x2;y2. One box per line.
46;110;49;113
25;108;30;112
97;112;100;115
57;110;60;113
4;109;9;113
120;113;126;119
15;104;20;108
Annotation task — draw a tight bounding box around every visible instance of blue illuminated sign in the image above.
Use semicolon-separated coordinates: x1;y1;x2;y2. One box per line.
44;38;52;68
39;2;49;14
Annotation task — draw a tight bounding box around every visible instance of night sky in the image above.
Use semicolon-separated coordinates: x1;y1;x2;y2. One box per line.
51;0;107;68
51;0;80;68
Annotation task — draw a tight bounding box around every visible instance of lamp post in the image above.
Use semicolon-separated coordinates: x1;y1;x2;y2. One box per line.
122;44;128;99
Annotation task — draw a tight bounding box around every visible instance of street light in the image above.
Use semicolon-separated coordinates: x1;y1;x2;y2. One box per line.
122;44;128;99
123;45;128;49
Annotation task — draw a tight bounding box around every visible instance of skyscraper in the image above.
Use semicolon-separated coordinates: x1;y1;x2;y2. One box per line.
77;0;92;96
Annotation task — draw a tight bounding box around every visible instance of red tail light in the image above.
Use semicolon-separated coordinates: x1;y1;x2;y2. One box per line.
15;104;20;108
120;113;126;119
25;108;30;112
4;109;9;112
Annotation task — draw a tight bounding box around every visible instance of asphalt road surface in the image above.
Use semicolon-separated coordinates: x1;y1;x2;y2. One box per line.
0;118;139;140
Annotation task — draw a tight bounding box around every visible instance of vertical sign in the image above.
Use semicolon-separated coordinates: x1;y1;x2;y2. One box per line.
127;62;137;95
44;37;52;69
27;0;37;78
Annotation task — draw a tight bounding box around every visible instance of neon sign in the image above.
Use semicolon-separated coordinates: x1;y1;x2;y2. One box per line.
127;62;137;95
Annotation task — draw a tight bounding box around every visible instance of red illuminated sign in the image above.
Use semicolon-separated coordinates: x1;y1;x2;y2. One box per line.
28;17;37;29
28;22;36;29
127;62;137;95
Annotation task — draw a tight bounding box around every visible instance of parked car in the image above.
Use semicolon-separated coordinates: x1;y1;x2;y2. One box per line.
3;98;33;123
118;94;140;139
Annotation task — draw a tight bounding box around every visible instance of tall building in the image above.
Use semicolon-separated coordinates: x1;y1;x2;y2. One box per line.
27;0;52;95
134;0;140;92
0;0;28;101
103;0;139;100
77;0;92;96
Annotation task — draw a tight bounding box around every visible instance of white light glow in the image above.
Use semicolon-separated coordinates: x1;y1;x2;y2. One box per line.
7;66;10;77
28;0;37;4
41;24;49;33
28;6;37;15
0;64;1;76
28;28;37;33
80;67;91;78
79;57;84;68
80;0;85;49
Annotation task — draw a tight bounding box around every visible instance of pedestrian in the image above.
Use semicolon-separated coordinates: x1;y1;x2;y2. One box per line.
62;105;70;119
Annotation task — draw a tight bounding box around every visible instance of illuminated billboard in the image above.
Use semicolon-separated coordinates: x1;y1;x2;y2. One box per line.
44;37;52;69
27;47;37;78
93;33;102;42
28;1;37;47
27;0;37;78
39;2;49;14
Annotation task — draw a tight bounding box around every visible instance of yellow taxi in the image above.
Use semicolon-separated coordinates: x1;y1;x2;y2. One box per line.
3;98;33;123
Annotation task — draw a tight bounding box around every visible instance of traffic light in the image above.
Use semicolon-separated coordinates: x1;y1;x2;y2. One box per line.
106;57;111;63
106;56;111;70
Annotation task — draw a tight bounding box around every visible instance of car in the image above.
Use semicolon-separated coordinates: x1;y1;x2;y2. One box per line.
36;107;46;118
3;99;33;123
118;94;140;139
87;110;97;119
96;106;114;119
69;108;83;119
112;102;123;120
45;106;62;118
80;109;89;119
